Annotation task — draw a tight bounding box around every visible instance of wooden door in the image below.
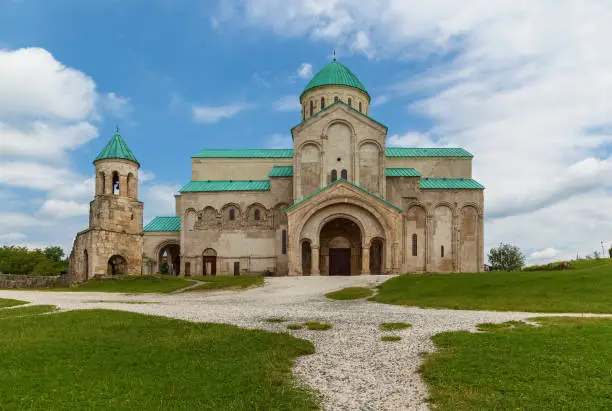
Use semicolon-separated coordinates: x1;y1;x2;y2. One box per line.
329;248;351;276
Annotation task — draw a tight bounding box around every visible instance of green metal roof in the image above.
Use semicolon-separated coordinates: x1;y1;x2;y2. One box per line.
180;180;271;192
269;166;293;177
385;168;421;177
94;131;139;166
144;216;181;232
301;60;369;100
193;148;293;158
420;178;485;190
286;179;402;212
192;146;472;159
385;147;473;157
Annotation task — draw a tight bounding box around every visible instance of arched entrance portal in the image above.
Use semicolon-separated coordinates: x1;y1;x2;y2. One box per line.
202;248;217;276
107;255;126;275
370;237;384;274
159;243;180;276
320;218;362;275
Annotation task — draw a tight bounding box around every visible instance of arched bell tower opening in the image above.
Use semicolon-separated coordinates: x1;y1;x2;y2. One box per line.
319;218;362;275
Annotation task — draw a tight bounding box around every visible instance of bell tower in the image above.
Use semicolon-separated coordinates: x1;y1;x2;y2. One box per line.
91;127;143;234
68;128;144;283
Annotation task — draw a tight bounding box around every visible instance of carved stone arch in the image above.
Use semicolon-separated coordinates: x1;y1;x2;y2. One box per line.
297;139;323;151
358;140;382;194
357;138;384;152
315;212;368;247
321;118;357;139
298;142;322;198
221;203;241;218
461;202;484;217
433;201;457;215
246;202;267;220
154;239;181;261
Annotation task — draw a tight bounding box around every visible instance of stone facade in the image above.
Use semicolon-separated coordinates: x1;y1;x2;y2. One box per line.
68;60;485;281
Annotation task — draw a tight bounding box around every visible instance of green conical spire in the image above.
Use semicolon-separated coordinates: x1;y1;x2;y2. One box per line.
300;60;369;100
93;127;139;166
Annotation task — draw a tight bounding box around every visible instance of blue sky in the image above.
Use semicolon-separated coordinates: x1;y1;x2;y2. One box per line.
1;0;612;263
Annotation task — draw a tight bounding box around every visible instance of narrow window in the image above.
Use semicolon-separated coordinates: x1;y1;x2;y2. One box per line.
359;102;362;112
348;98;352;107
331;169;338;182
309;100;314;116
185;262;191;276
229;208;235;221
320;96;325;109
412;234;418;256
112;171;120;195
341;169;347;180
282;230;287;255
441;245;445;258
334;96;339;102
254;208;261;221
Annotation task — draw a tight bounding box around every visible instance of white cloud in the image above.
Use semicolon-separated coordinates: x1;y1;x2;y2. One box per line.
370;95;390;107
223;1;612;262
138;169;155;182
0;212;46;229
297;63;313;79
192;103;250;124
266;133;292;149
0;47;97;120
0;232;26;242
387;131;441;148
103;92;131;118
529;248;561;262
38;199;89;218
0;161;77;190
273;95;301;112
141;184;181;221
0;121;98;159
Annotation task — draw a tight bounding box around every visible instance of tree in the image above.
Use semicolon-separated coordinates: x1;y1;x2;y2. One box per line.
593;250;601;260
488;243;526;271
43;246;64;263
609;247;612;259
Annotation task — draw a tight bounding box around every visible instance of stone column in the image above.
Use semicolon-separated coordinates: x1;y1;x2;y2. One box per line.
425;215;434;272
311;246;320;276
361;247;370;275
119;175;128;197
104;172;113;195
392;242;400;273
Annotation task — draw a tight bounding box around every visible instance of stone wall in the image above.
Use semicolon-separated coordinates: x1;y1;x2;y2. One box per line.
0;273;70;289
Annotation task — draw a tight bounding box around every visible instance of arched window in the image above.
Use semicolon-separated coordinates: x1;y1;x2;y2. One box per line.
282;230;287;255
348;98;352;107
320;97;325;109
112;171;120;195
229;208;235;221
309;100;314;116
334;96;339;102
359;102;362;112
254;208;261;221
412;234;418;256
331;169;338;182
341;169;348;180
441;245;445;258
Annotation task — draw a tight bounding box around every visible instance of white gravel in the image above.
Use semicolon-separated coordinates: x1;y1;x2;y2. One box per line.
1;276;609;411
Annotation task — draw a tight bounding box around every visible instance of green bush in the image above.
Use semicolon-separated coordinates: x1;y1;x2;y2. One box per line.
0;246;67;276
523;261;572;271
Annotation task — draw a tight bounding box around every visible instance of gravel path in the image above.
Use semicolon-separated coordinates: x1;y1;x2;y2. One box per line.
1;276;609;410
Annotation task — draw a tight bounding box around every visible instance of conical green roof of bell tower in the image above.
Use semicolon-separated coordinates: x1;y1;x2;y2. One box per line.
93;129;139;166
300;60;369;100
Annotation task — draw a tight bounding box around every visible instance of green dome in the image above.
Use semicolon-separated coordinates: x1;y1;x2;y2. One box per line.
94;130;139;166
300;60;369;100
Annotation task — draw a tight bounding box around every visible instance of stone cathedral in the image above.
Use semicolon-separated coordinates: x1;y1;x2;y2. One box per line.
69;60;485;282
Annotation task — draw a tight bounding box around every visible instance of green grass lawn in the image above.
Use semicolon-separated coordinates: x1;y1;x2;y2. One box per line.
189;275;264;291
0;309;317;410
371;259;612;312
0;305;56;319
325;287;374;300
66;275;194;293
0;298;27;308
421;317;612;410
